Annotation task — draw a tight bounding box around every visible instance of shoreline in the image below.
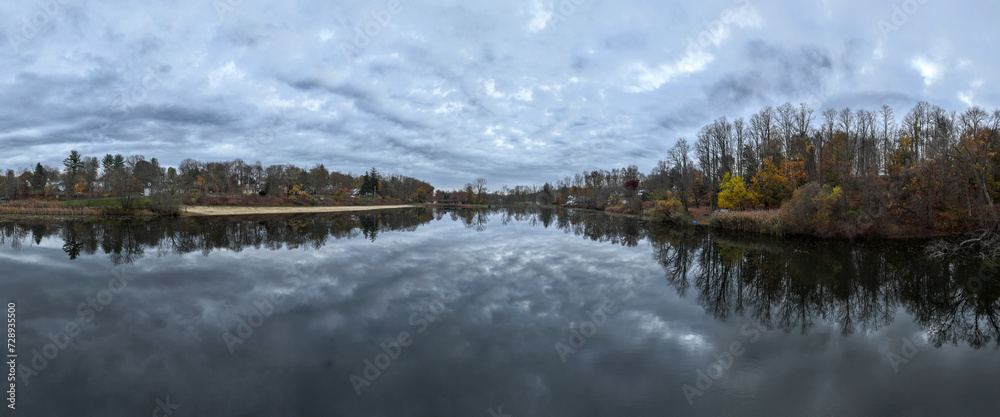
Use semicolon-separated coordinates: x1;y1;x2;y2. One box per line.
179;204;420;216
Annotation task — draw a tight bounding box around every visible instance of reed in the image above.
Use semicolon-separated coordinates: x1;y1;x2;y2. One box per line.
709;209;786;236
0;201;100;216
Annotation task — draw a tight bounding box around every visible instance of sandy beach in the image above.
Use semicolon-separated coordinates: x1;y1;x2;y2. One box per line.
181;205;418;216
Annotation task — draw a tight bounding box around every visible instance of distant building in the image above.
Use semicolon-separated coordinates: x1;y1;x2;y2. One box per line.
46;180;67;193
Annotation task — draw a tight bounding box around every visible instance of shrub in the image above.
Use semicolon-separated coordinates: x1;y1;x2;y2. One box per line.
780;182;846;236
646;198;691;224
650;189;673;202
147;192;181;216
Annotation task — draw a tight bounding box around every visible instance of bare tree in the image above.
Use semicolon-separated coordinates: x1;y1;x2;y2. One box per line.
879;105;895;175
669;139;693;209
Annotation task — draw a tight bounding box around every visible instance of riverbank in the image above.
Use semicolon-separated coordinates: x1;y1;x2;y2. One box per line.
684;207;972;239
181;204;419;216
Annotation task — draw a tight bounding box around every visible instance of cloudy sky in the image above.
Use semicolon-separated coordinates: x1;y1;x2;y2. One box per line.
1;0;995;189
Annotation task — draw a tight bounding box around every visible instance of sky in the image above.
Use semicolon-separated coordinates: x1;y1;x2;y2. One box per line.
1;0;997;190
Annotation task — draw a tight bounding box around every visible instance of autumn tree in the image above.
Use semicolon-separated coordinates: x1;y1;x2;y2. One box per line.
750;158;791;208
717;173;756;210
950;130;999;223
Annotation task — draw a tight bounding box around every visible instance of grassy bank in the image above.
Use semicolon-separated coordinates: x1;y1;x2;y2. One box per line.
695;207;973;239
0;193;426;219
0;200;101;217
708;210;787;236
182;204;419;216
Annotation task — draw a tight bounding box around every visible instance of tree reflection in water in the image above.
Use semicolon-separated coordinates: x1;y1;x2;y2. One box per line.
649;226;1000;350
1;207;997;349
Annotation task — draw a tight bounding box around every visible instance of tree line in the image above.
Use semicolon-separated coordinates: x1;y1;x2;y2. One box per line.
489;101;1000;235
0;152;435;205
663;101;1000;234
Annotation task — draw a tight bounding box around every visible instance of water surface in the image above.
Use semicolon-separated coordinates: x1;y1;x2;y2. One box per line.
2;208;998;416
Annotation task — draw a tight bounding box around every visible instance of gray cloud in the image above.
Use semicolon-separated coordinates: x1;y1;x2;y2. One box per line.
2;0;998;189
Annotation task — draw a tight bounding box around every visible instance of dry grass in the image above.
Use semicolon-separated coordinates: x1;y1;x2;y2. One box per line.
181;205;416;216
0;200;100;216
710;209;786;236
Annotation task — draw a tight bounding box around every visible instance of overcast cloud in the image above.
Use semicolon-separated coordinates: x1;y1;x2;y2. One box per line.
1;0;995;189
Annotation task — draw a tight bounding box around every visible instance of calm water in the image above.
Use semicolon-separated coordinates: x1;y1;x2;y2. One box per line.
2;208;998;416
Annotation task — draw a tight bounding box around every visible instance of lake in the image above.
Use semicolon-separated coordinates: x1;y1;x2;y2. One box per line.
3;208;999;416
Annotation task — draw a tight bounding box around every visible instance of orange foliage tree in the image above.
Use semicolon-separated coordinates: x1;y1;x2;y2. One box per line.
750;158;792;207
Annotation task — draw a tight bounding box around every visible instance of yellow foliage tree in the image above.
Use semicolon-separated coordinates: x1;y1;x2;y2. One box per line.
288;183;303;197
74;179;88;195
718;173;756;210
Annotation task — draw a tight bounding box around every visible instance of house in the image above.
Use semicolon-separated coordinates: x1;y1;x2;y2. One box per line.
46;180;67;193
243;183;262;195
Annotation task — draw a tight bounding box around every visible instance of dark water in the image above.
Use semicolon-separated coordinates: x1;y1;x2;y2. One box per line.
2;208;998;417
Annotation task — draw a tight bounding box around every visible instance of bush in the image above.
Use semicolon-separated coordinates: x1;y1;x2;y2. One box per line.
650;189;673;202
780;182;846;237
646;198;691;224
147;192;181;216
